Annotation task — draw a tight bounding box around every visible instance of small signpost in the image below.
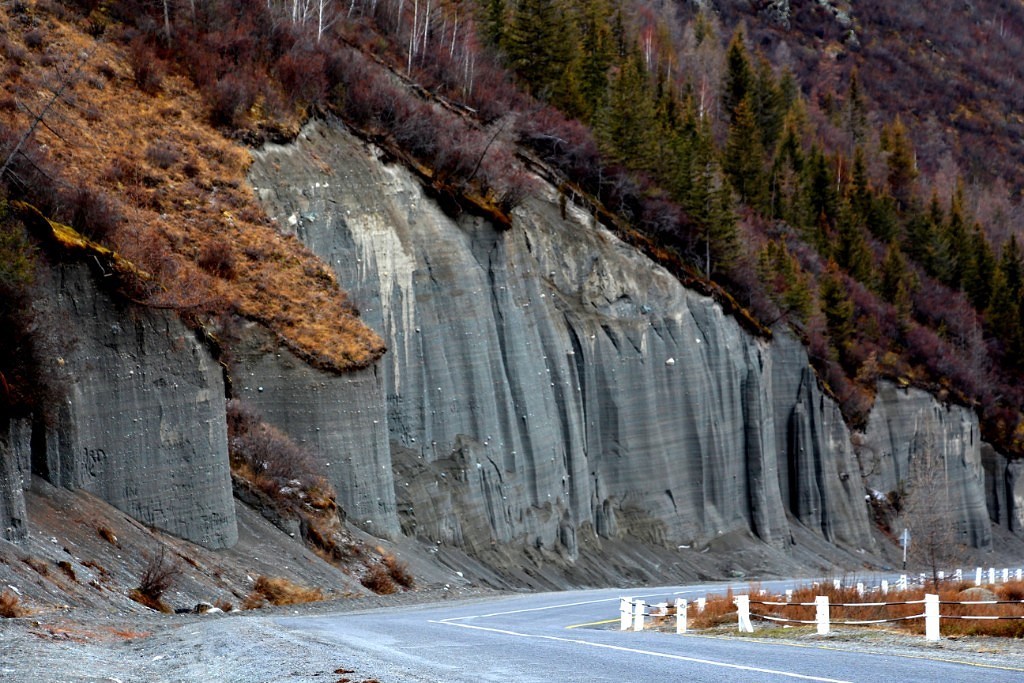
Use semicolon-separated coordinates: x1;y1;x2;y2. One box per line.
900;528;911;570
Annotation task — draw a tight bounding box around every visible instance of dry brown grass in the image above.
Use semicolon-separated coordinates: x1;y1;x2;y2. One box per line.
382;554;414;590
743;579;1024;638
0;589;29;618
360;564;397;595
243;576;324;609
96;525;118;546
0;7;384;372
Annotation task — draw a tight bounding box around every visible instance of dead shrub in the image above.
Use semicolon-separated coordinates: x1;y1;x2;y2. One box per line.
213;598;234;612
0;590;29;618
97;525;118;546
23;30;44;51
65;185;122;242
129;38;164;95
131;547;181;612
57;560;77;582
21;556;48;576
145;141;181;170
244;576;323;608
382;554;414;589
226;399;333;511
360;564;397;595
197;239;235;279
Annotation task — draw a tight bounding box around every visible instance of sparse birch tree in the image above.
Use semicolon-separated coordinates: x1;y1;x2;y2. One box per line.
901;445;967;588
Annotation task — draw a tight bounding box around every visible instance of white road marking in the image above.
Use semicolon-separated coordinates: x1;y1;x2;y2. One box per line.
429;619;851;682
443;596;621;620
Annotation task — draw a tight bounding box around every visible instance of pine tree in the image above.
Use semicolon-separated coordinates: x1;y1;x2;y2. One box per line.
505;0;574;98
598;49;656;169
721;27;753;123
940;183;971;290
883;115;918;211
819;260;856;367
752;54;785;151
963;222;995;311
844;68;868;151
723;96;768;212
575;0;614;121
684;117;737;277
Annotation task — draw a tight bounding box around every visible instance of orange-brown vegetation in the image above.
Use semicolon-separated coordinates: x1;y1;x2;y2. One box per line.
0;589;29;618
0;4;384;372
243;575;324;608
359;563;397;595
742;580;1024;638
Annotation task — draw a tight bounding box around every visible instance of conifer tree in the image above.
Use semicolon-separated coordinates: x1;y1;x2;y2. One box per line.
819;260;856;367
722;27;753;123
882;115;918;211
723;96;768;212
505;0;573;97
940;183;971;290
963;222;995;311
598;49;656;169
844;68;868;151
752;54;784;151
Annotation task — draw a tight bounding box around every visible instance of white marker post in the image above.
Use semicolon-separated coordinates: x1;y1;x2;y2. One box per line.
632;600;645;632
900;528;910;570
735;595;753;633
675;598;687;634
924;593;940;642
815;596;830;636
976;567;983;586
619;598;632;631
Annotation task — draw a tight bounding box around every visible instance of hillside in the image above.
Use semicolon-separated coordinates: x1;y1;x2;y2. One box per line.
2;0;1024;623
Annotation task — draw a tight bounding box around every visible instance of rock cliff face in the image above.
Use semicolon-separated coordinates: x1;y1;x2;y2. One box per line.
861;383;992;549
248;121;886;559
5;264;238;549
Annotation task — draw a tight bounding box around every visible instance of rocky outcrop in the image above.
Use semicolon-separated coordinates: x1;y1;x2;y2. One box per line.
231;322;399;537
982;444;1024;536
860;382;991;549
39;264;237;549
0;419;28;542
771;335;875;549
248;121;881;559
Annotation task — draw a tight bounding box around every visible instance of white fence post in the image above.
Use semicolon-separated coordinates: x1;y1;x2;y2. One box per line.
938;571;945;582
924;593;940;642
632;599;645;632
881;579;889;595
989;567;996;584
833;579;841;591
1003;568;1009;583
1017;568;1022;582
815;596;830;635
675;598;687;634
954;568;962;582
696;597;706;614
976;567;983;586
856;582;864;597
735;595;753;633
785;589;793;602
899;574;907;591
619;598;632;631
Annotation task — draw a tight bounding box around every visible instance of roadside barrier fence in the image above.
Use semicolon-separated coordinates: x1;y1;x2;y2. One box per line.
619;565;1024;641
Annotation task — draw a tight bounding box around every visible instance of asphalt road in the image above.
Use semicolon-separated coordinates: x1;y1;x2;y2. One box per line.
274;579;1024;682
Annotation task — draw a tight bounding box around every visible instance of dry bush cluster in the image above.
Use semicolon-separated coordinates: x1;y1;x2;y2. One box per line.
129;547;182;613
226;398;335;514
360;553;414;595
0;589;29;618
243;575;324;609
730;579;1024;638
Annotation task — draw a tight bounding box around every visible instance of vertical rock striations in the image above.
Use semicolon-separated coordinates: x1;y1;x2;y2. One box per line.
861;382;991;549
231;323;399;537
249;121;884;557
46;264;237;549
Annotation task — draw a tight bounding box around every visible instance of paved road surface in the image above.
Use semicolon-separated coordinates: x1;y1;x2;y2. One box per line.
275;579;1024;682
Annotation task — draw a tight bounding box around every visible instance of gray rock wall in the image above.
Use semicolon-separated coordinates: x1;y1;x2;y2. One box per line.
231;322;399;537
50;265;237;549
0;419;28;542
249;121;882;557
771;335;875;549
861;382;991;549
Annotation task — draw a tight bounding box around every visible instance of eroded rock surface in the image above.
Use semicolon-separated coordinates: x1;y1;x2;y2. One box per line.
248;121;885;560
37;264;237;549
